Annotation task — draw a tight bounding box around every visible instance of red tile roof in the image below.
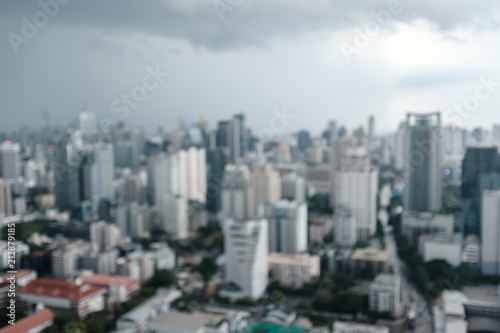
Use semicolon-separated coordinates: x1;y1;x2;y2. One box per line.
78;274;140;291
20;278;105;301
0;269;34;283
0;309;54;333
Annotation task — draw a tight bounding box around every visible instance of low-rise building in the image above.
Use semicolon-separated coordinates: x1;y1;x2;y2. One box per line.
0;308;54;333
148;311;227;333
402;212;454;245
333;321;389;333
418;234;463;267
350;247;390;278
268;253;320;288
78;273;140;306
369;274;402;317
18;278;106;319
115;289;182;333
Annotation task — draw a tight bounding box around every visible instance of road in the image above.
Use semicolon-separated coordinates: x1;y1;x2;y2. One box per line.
378;184;433;332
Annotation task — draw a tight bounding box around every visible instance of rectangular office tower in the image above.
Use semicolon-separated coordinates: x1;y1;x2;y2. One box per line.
481;190;500;275
403;112;442;212
259;200;307;254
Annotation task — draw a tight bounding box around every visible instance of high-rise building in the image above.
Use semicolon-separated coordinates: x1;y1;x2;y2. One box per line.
481;190;500;275
0;179;12;216
334;206;357;247
403;112;442;212
159;193;188;239
333;161;378;242
297;130;311;152
0;141;21;179
113;127;144;170
54;133;81;211
394;122;406;171
179;147;206;203
281;172;305;203
252;165;281;218
148;152;180;206
221;164;252;221
206;149;228;214
368;115;375;140
259;200;307;254
83;143;114;204
493;124;500;149
224;219;268;300
461;147;500;236
232;114;246;162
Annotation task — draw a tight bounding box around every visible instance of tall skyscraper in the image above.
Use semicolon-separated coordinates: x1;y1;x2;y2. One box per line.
333;163;378;241
113;127;144;170
179;147;207;203
232;113;246;161
298;130;311;152
85;143;115;204
159;193;188;239
54;133;81;211
368;115;375;140
461;147;500;236
148;152;180;206
221;164;253;221
481;190;500;275
259;200;308;254
493;124;500;149
252;165;281;218
0;179;12;216
403;112;442;212
206;149;228;214
224;219;268;300
0;141;21;179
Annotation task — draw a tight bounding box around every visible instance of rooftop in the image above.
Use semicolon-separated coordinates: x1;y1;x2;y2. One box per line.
0;309;54;333
20;278;105;301
351;247;390;262
78;274;140;291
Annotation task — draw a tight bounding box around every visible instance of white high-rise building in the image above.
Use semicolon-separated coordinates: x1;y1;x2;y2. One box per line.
159;193;188;239
221;164;253;221
281;172;305;203
252;165;281;218
259;200;307;254
394;122;406;171
148;152;180;205
90;143;115;203
0;141;21;180
369;274;402;317
333;163;378;241
179;147;206;203
334;206;357;247
481;190;500;275
224;219;268;300
0;179;12;217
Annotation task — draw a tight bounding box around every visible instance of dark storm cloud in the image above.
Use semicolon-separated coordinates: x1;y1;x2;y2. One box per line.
2;0;499;53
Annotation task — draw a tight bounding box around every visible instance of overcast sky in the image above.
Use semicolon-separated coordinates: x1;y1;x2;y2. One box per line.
1;0;500;136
